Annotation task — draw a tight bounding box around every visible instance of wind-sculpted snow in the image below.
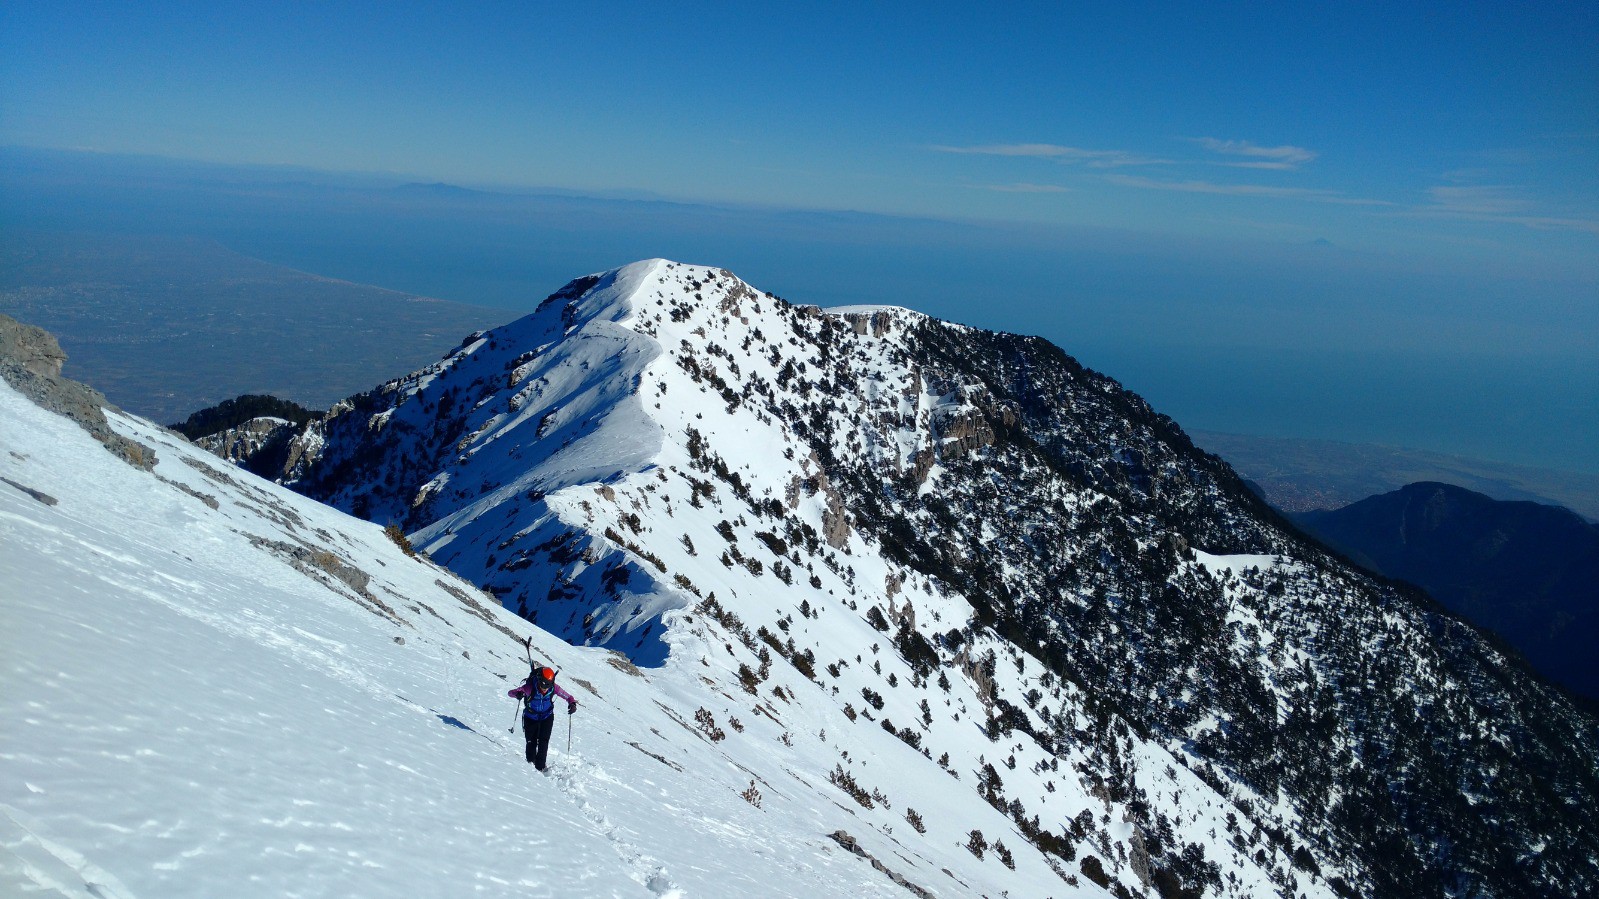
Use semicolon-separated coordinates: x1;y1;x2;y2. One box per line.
199;258;1596;897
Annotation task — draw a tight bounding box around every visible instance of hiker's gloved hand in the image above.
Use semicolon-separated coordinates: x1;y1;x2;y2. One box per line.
568;701;578;714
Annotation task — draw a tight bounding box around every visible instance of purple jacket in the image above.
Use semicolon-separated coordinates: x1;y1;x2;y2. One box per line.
509;679;576;719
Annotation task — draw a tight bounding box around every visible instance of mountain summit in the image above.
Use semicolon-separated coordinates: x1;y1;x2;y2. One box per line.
240;259;1599;897
10;262;1594;897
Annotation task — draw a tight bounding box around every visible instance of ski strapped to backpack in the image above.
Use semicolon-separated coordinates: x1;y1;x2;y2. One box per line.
509;636;539;731
511;636;562;719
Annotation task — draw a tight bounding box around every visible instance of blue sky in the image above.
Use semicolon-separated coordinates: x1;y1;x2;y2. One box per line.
3;2;1597;471
4;2;1594;253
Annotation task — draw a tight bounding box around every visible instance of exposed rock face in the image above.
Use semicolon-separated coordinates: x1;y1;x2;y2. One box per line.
837;309;899;338
0;314;155;470
197;416;300;477
932;402;997;459
0;315;67;379
816;472;853;549
827;831;934;899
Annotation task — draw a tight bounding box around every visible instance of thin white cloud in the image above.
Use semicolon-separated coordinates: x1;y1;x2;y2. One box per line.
938;138;1318;171
976;182;1073;193
1190;137;1317;169
933;143;1170;167
1221;160;1305;171
1412;185;1599;234
1105;174;1392;206
1426;185;1530;216
938;137;1598;234
1501;216;1599;233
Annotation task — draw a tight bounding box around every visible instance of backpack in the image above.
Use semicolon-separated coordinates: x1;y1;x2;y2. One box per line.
523;670;558;720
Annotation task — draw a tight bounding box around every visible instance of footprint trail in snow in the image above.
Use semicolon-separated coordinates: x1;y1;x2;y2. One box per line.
547;753;681;899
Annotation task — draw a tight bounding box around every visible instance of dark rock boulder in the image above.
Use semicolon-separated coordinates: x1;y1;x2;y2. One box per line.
0;313;155;470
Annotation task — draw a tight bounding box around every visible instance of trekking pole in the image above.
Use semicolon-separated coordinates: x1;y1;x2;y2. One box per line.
567;712;573;754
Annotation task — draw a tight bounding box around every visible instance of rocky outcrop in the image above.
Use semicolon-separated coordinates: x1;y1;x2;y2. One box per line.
932;405;996;459
817;473;852;549
0;314;155;470
197;416;300;477
826;831;934;899
0;315;67;379
838;310;898;338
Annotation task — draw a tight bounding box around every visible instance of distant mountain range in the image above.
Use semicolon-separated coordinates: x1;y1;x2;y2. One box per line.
1193;430;1599;522
1296;482;1599;702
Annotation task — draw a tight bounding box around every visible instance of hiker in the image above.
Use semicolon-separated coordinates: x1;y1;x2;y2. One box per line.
508;666;577;771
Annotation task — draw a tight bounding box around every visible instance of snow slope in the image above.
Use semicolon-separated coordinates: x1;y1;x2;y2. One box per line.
258;258;1599;898
14;256;1595;898
249;260;1369;897
2;358;1094;897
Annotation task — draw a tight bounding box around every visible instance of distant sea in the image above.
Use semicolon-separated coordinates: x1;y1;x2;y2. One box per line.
4;147;1595;475
1093;344;1599;477
213;226;1599;476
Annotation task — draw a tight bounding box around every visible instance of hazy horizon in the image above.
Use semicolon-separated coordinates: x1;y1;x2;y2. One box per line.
3;146;1594;475
2;3;1594;473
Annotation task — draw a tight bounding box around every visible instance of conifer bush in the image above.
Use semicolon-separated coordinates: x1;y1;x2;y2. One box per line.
828;765;874;808
694;708;726;742
737;664;761;694
384;524;416;557
1080;855;1110;888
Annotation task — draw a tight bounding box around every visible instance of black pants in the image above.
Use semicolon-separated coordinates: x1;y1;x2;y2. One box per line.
523;715;556;770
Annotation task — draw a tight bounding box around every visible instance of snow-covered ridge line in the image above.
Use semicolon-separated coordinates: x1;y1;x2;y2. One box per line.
175;257;1599;899
0;371;1272;899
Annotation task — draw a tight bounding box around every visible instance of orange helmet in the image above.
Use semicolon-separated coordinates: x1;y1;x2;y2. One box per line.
539;667;554;682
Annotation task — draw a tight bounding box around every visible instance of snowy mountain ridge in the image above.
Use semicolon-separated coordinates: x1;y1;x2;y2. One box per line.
6;256;1597;898
240;259;1596;897
3;291;1291;899
3;318;1104;898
